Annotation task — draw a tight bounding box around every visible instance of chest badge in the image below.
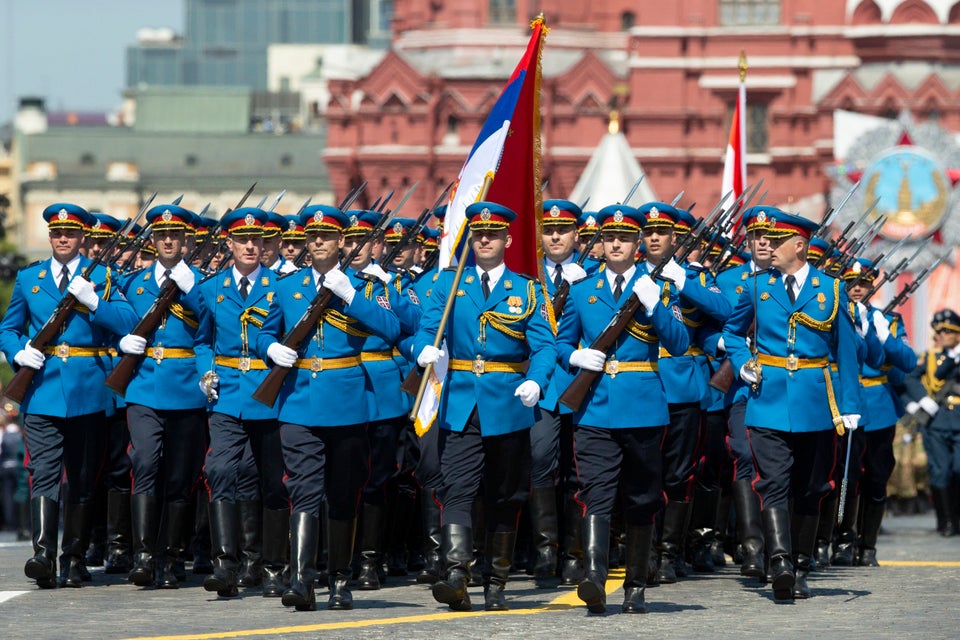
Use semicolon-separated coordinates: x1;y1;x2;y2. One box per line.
507;295;522;314
136;287;144;295
760;292;770;301
293;292;303;300
465;275;475;284
38;269;47;279
216;294;224;303
588;295;597;304
31;285;39;293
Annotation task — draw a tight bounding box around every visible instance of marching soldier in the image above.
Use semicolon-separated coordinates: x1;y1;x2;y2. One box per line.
413;201;556;612
722;209;862;601
0;203;138;588
281;214;306;267
193;207;290;598
903;309;960;536
256;204;400;612
556;203;688;613
116;204;208;589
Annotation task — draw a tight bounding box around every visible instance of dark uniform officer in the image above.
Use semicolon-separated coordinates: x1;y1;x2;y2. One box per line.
904;308;960;536
413;201;556;612
117;204;208;589
193;207;290;598
257;204;399;612
0;203;137;588
722;210;861;601
556;204;688;613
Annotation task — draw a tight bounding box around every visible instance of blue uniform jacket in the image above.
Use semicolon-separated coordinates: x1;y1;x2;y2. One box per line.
714;262;762;407
722;267;861;432
555;264;689;429
412;266;556;436
0;257;138;417
193;269;279;421
256;267;400;427
858;307;915;431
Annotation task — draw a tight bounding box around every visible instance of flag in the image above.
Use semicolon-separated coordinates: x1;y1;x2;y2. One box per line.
721;78;746;200
415;16;548;437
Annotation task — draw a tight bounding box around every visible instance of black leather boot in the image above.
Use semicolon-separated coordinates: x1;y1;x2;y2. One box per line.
59;502;93;588
858;498;884;567
261;508;289;597
104;491;133;574
559;497;584;586
326;517;356;610
85;492;106;568
937;485;960;537
128;494;159;587
831;495;859;567
732;480;765;582
688;486;720;573
468;499;484;587
792;513;819;599
622;525;653;614
483;530;516;611
711;493;731;567
529;486;559;584
282;512;319;611
24;496;59;589
417;488;442;584
236;499;263;587
192;492;213;575
203;500;240;597
577;515;610;614
814;497;836;570
158;501;190;589
657;501;690;584
762;508;794;601
357;503;385;590
431;523;473;611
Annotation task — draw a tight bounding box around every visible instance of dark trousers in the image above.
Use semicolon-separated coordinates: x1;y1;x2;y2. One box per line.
280;422;369;520
363;417;405;504
726;400;755;482
530;407;561;489
126;404;205;501
862;426;896;502
103;408;131;493
437;410;530;532
832;428;866;499
697;409;732;492
747;426;836;515
414;417;442;489
923;426;960;489
22;413;105;503
206;413;287;509
573;424;665;525
662;402;702;501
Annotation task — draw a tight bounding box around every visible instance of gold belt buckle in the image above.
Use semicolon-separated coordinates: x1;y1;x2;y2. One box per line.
785;355;798;371
473;357;485;376
153;345;164;364
56;342;70;362
311;356;323;373
605;359;619;378
238;356;251;373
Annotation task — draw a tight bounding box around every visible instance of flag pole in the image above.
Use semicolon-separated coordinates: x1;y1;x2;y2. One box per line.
409;174;495;423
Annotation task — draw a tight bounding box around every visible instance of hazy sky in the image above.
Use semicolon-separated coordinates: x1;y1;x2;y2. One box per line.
0;0;184;124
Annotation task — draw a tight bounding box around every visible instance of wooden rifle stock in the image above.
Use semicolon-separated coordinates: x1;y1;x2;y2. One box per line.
708;358;735;393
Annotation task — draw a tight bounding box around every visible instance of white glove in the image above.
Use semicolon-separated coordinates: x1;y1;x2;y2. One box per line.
632;274;661;311
660;259;687;292
569;348;606;372
362;262;392;285
67;277;99;311
947;343;960;362
716;336;726;354
279;261;298;274
266;342;298;368
739;364;758;385
199;375;219;401
918;396;940;417
905;401;920;416
169;261;195;294
321;268;356;304
514;380;541;407
841;414;860;432
872;310;891;344
13;340;45;370
855;302;869;337
559;263;588;284
417;345;443;367
118;334;147;355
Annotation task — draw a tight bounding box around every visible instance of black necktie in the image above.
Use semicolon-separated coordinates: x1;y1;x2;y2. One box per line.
161;268;171;286
553;263;564;289
481;272;490;300
239;276;249;300
317;274;325;292
58;265;69;294
786;274;797;305
613;274;624;302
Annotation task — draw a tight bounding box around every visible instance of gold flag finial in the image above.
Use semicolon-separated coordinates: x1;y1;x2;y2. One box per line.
738;50;748;83
608;110;620;134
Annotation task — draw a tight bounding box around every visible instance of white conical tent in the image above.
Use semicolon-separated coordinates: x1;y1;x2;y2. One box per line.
568;131;657;209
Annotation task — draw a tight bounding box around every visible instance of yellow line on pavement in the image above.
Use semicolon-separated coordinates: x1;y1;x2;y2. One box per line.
879;560;960;567
123;573;629;640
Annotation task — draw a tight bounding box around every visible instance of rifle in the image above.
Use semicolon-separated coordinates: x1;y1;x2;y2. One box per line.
252;205;404;408
4;197;155;403
551;229;602;317
815;198;879;269
622;175;645;206
862;242;925;304
815;179;861;240
286;183;371;273
381;182;453;268
104;187;256;395
881;255;945;316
